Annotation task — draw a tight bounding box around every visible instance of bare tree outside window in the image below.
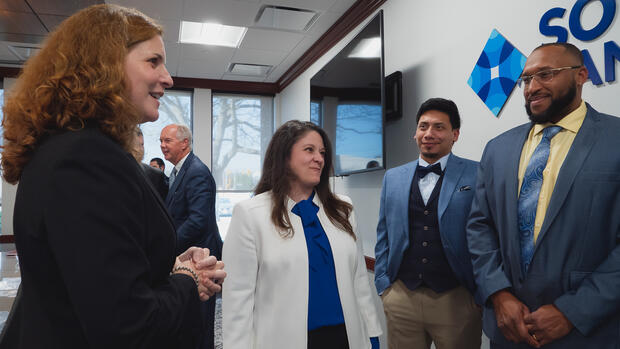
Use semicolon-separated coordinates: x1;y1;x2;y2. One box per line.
212;94;273;238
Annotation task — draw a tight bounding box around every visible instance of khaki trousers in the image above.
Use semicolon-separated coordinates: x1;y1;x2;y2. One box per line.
382;280;482;349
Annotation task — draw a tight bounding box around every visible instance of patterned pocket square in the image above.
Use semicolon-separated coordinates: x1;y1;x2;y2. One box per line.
459;185;472;191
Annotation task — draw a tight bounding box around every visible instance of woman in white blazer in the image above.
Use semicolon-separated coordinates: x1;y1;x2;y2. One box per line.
222;120;382;349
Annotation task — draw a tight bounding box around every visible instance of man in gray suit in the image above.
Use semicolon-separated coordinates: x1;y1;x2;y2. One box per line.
467;42;620;349
375;98;481;349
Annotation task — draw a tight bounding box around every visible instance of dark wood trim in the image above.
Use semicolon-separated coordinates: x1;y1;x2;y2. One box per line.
0;235;15;244
276;0;386;92
173;77;277;95
365;255;375;271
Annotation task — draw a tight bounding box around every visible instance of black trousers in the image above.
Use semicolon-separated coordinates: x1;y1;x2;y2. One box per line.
197;296;216;349
307;324;349;349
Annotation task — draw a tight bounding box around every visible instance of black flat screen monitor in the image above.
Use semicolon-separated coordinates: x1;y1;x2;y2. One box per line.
310;11;385;176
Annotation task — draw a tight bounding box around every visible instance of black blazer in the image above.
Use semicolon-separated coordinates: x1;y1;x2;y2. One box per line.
1;125;203;349
141;163;168;200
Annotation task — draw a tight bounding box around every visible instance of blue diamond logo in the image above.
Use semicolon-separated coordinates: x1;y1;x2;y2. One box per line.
468;29;526;117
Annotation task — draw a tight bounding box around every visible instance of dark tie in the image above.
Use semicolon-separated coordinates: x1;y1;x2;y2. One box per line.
168;168;177;189
416;163;442;178
517;125;562;274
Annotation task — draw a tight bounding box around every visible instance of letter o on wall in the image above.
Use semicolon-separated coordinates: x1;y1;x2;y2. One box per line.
569;0;616;41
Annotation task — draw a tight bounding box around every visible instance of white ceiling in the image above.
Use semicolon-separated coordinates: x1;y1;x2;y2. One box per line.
0;0;358;83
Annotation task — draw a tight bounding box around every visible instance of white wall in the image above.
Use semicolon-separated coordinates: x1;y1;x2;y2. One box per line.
277;0;620;257
2;78;17;236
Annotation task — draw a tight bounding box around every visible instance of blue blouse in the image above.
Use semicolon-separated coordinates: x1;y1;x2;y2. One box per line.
292;192;379;349
291;192;345;331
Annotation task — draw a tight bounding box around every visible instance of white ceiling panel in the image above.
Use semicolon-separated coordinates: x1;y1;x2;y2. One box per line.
240;28;303;52
177;58;227;79
327;0;357;14
111;0;183;20
231;47;287;66
28;0;101;16
221;73;267;82
163;41;180;75
0;0;358;85
182;0;260;27
38;14;69;32
269;0;337;12
158;19;180;43
0;0;30;12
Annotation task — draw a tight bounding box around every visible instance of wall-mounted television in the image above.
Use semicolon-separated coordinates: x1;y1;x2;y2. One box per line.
310;11;384;176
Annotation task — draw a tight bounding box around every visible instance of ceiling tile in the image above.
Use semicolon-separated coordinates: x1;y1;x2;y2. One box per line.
28;0;101;16
267;0;338;12
0;10;48;35
239;28;303;52
182;0;260;27
176;58;226;79
158;19;180;43
110;0;183;21
231;48;287;66
0;0;31;12
163;41;180;76
304;10;340;37
179;43;236;61
327;0;357;14
221;73;266;82
38;14;69;32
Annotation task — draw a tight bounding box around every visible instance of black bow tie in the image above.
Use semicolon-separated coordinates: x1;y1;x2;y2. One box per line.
416;163;442;178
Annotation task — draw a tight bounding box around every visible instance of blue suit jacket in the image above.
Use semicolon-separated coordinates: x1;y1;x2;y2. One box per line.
374;153;480;303
166;152;223;259
467;104;620;348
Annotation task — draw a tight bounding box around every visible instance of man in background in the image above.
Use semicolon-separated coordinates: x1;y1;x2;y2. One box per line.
150;157;165;172
375;98;481;349
467;42;620;348
160;124;222;349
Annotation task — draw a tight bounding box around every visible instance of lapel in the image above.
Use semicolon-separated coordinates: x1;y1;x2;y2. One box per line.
438;153;463;221
534;105;599;249
400;161;418;237
166;151;194;206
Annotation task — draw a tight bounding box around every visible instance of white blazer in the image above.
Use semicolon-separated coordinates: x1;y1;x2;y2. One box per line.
222;191;382;349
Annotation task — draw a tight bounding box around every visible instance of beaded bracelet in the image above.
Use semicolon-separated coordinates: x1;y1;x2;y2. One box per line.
171;266;199;286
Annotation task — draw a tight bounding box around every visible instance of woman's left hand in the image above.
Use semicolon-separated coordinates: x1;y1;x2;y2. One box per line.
175;247;227;301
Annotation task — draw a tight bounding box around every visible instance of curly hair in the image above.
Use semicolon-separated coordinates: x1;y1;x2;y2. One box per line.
1;4;162;184
255;120;355;239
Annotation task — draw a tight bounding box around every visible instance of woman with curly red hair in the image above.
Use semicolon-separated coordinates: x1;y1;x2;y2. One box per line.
1;4;224;348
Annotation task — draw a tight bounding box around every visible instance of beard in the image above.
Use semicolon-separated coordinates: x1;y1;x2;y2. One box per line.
525;83;577;124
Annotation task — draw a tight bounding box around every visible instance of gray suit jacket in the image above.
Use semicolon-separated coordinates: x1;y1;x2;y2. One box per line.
467;104;620;348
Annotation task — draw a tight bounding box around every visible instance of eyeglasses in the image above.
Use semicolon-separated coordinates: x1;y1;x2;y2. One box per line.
517;66;582;87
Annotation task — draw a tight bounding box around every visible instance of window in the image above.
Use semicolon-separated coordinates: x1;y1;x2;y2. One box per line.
310;100;321;126
212;94;274;238
140;90;192;175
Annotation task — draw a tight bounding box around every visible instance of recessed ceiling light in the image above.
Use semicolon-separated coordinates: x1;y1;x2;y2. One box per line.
179;21;247;47
255;5;319;32
228;63;272;77
348;37;381;58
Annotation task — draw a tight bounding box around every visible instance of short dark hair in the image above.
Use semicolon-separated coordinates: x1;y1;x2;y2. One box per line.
534;42;584;65
150;157;164;168
416;97;461;130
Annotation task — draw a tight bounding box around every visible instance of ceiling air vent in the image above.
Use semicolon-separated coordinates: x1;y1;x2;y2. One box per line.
228;63;272;77
255;5;319;32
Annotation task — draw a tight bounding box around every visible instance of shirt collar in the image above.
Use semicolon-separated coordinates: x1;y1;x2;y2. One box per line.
174;152;190;172
532;100;586;136
418;153;450;171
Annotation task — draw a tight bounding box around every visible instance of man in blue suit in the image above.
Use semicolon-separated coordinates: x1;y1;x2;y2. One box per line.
375;98;481;349
467;43;620;349
160;124;223;349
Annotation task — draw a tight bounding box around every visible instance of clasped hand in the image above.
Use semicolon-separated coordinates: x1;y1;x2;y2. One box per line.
491;290;573;347
174;247;227;301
